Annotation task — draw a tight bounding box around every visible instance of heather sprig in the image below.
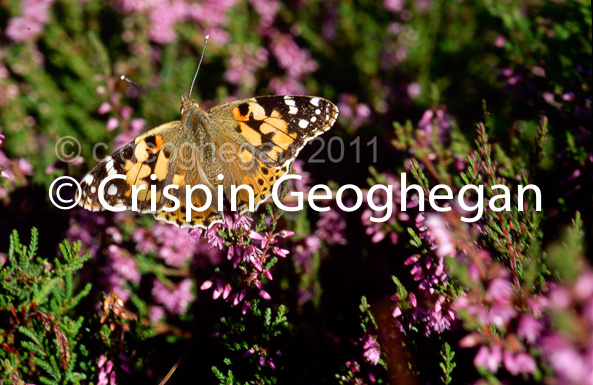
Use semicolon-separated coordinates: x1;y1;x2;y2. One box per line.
0;228;92;385
195;205;291;313
439;342;456;385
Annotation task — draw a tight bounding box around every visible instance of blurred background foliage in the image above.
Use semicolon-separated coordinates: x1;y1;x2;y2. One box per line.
0;0;591;384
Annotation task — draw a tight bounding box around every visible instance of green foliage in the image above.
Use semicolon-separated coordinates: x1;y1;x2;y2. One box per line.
0;228;92;384
212;301;288;385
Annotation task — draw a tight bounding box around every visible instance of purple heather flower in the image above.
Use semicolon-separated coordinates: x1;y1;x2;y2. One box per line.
105;245;141;301
67;211;108;258
315;209;347;245
152;224;197;267
0;134;4;145
337;94;372;129
5;0;54;42
390;212;456;336
152;278;195;315
416;107;454;146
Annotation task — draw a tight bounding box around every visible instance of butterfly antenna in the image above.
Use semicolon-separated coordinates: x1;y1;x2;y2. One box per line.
120;75;180;103
188;34;210;99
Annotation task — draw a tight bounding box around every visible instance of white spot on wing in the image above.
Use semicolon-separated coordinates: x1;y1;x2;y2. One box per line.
91;186;97;193
284;98;296;106
105;156;117;176
83;174;94;185
310;97;320;106
299;119;309;129
108;184;118;195
315;109;321;115
288;106;298;114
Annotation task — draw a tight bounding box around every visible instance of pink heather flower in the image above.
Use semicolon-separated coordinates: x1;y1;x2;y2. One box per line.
424;215;455;257
106;117;119;131
113;118;145;149
390;211;456;336
224;44;268;90
193;213;291;308
485;277;514;303
148;0;188;44
539;270;593;385
270;32;318;79
268;77;306;95
17;159;33;175
574;272;593;301
249;0;279;28
6;0;55;42
362;334;381;365
541;335;592;385
105;245;141;301
503;351;537;376
361;173;401;245
152;224;197;267
152;278;195;315
495;35;506;47
474;345;502;373
289;159;311;193
407;82;421;99
517;315;543;344
383;0;404;12
97;355;115;385
98;102;111;114
107;245;141;284
0;134;4;145
149;306;165;322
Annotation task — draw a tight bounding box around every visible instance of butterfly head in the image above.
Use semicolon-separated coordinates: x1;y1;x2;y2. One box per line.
180;94;210;130
180;94;199;112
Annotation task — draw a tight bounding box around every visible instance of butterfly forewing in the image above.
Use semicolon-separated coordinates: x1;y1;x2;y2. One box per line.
78;121;187;213
208;96;338;168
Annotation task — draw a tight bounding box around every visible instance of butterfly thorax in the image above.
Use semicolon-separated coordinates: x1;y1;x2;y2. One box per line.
180;97;212;143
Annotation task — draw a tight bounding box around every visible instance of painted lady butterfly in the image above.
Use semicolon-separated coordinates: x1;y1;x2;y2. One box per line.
77;87;338;229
